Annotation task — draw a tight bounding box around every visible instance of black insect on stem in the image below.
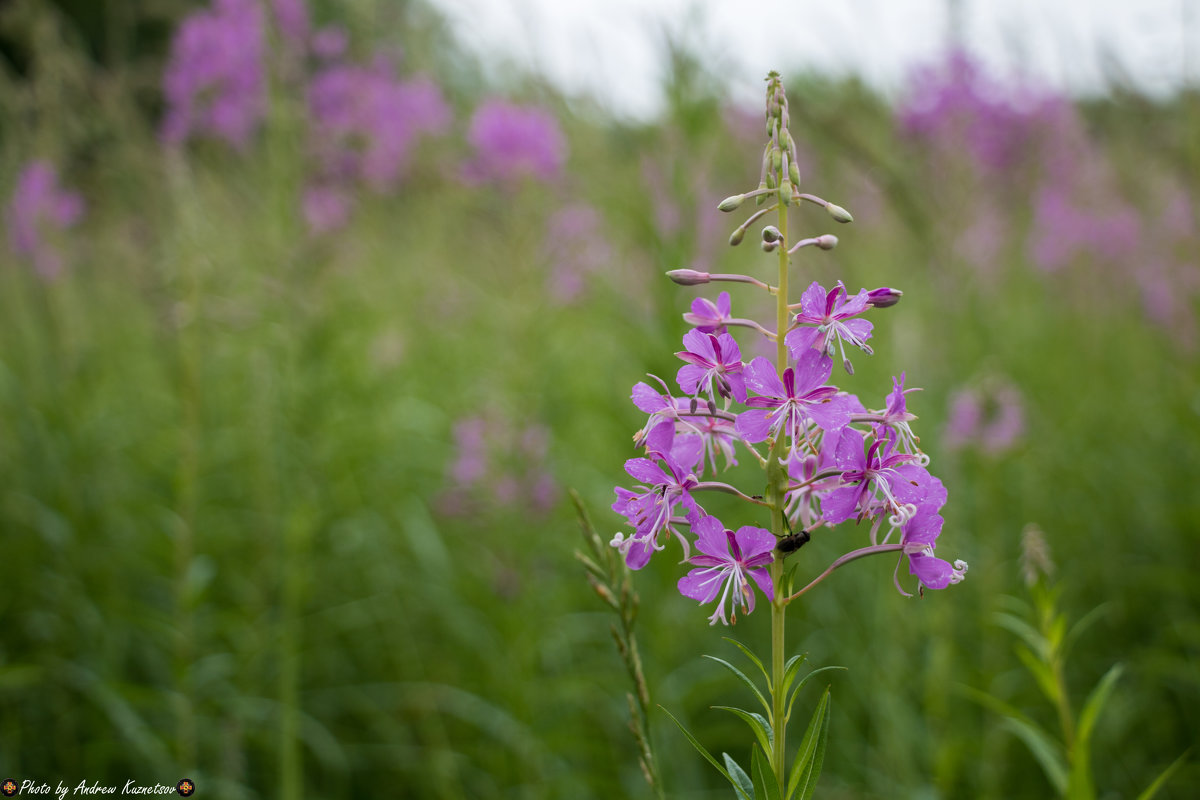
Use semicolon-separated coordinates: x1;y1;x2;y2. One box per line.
775;514;811;556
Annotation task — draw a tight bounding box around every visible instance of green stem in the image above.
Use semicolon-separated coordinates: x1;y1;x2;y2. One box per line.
769;197;790;793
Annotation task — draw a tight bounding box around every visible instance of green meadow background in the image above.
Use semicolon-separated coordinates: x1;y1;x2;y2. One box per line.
0;1;1196;797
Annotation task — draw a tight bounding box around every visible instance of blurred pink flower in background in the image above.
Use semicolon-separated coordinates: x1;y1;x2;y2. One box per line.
543;203;613;304
6;160;86;280
944;379;1025;455
462;99;567;185
161;0;267;149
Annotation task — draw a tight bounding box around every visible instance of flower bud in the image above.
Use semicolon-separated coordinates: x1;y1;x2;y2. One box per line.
729;227;746;246
814;234;838;250
826;203;854;223
866;287;903;308
761;239;779;253
761;225;783;243
666;269;712;286
789;161;802;187
718;194;745;212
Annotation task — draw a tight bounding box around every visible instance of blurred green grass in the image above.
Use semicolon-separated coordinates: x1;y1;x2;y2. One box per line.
0;2;1197;798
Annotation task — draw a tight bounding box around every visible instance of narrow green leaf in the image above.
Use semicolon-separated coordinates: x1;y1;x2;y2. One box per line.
993;611;1051;660
724;752;755;800
1014;643;1060;707
784;665;846;724
958;685;1067;794
704;655;772;717
779;654;808;700
1076;664;1123;748
1135;749;1190;800
752;742;783;800
1000;717;1069;795
714;705;773;757
786;687;831;800
724;637;770;684
659;706;753;800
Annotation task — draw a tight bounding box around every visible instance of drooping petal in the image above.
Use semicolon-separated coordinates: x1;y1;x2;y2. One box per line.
644;420;675;456
748;567;774;601
833;427;866;473
821;484;863;524
908;552;956;588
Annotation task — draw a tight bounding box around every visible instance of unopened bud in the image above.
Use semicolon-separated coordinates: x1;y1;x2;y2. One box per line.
866;287;903;308
718;194;745;212
761;225;783;243
666;268;712;286
814;234;838;250
826;203;854;224
761;240;779;253
729;227;746;246
789;161;802;187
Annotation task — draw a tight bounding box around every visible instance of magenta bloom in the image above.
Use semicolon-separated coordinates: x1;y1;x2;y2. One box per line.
785;281;874;371
683;291;733;334
6;160;85;280
161;0;266;149
611;422;701;569
735;352;853;455
873;374;922;456
678;515;775;626
309;58;451;192
899;476;967;593
676;329;747;405
821;428;930;525
463;99;567;185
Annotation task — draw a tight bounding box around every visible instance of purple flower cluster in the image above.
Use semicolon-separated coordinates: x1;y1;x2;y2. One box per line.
161;0;267;149
944;380;1025;455
897;49;1065;174
440;414;558;516
462;100;567;185
5;160;86;280
613;280;965;624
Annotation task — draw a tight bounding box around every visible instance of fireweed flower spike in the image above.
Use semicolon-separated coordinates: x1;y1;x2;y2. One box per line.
678;515;775;626
604;71;964;795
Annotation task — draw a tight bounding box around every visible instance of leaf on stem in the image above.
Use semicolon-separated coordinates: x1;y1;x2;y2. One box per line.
703;655;772;717
659;706;753;800
786;687;831;800
752;743;783;800
713;705;773;758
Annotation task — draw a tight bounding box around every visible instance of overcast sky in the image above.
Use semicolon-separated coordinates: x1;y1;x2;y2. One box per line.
427;0;1197;117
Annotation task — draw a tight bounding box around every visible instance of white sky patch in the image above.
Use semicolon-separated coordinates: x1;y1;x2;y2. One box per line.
428;0;1198;117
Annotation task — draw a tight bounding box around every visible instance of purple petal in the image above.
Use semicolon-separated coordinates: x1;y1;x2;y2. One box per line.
732;526;777;559
806;395;855;433
903;511;944;547
835;288;870;318
735;409;771;443
625;539;654;570
785;327;821;360
798;281;827;322
625;457;669;485
681;328;717;361
743;356;785;398
841;318;873;343
792;349;833;394
631;381;668;414
833;427;866;472
891;463;932;505
671;434;705;473
678;566;725;602
748;566;774;601
676;363;709;395
644;420;675;456
908;553;955;589
821;485;862;524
